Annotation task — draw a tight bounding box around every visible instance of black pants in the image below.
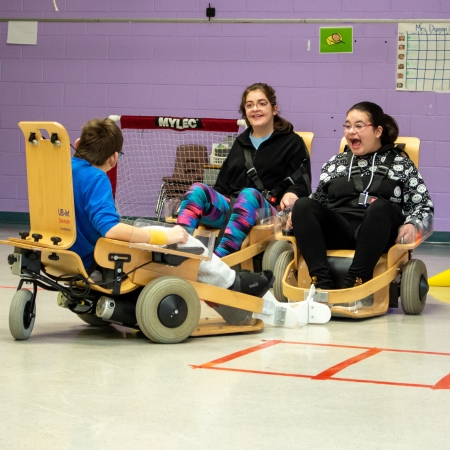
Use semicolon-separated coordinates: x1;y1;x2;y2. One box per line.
291;197;404;288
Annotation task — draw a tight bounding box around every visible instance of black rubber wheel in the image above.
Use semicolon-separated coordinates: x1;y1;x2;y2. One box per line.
136;276;201;343
262;240;293;273
9;289;35;340
77;313;110;327
400;259;428;315
273;249;295;302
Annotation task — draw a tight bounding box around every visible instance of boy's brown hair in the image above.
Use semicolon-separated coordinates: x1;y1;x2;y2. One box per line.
75;118;123;166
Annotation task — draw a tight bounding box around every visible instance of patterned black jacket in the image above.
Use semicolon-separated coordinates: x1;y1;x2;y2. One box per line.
311;144;434;230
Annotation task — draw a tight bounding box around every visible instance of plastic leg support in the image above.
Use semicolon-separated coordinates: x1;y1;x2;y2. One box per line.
254;284;331;328
296;284;331;326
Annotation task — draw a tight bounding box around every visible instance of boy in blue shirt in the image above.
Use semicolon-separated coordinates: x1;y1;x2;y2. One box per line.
70;117;273;325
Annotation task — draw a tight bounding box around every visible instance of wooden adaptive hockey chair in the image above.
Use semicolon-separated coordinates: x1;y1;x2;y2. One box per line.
1;122;324;343
266;136;432;319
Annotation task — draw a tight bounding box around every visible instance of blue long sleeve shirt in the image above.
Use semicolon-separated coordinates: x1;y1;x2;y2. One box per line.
70;157;120;268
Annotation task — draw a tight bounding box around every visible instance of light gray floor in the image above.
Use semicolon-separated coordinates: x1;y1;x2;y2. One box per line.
1;226;449;450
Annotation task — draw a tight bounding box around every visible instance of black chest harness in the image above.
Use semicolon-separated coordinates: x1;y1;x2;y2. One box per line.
243;148;311;205
346;144;406;207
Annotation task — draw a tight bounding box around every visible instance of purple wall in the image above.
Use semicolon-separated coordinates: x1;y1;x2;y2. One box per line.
1;1;449;230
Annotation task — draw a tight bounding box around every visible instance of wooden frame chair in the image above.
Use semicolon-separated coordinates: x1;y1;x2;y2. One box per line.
272;136;430;319
1;122;277;343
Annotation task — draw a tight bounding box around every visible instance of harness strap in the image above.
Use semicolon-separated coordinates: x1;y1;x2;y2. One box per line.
368;151;397;194
270;163;312;197
243;148;265;191
345;145;403;196
346;149;364;192
243;148;312;201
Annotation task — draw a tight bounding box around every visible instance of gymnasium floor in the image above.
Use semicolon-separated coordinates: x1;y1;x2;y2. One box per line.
0;225;449;450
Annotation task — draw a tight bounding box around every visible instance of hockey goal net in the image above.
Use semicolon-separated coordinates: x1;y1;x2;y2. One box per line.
110;115;243;220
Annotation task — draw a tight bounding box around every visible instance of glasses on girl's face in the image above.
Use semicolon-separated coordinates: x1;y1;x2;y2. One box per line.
244;100;270;110
118;151;125;159
343;123;373;133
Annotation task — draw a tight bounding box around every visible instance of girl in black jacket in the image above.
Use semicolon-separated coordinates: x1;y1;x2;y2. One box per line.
291;101;434;291
177;83;311;258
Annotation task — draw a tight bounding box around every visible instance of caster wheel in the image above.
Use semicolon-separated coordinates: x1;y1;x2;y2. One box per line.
9;289;35;340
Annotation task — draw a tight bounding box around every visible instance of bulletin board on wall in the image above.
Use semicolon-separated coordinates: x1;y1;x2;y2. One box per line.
396;23;450;92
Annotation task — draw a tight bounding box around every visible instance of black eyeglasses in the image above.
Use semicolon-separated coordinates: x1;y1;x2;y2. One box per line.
118;151;125;159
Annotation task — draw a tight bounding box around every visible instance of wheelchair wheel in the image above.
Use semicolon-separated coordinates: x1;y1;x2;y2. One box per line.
273;249;295;302
400;259;428;315
77;313;110;327
9;289;35;340
136;276;201;344
262;240;293;273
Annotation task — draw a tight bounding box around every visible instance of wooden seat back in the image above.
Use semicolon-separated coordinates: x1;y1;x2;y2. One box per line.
295;131;314;156
18;122;76;249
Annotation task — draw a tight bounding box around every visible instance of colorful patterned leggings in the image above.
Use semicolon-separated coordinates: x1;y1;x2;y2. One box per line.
177;183;276;258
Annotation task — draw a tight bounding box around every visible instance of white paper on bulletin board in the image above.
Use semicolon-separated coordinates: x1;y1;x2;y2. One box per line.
7;21;38;45
396;23;450;92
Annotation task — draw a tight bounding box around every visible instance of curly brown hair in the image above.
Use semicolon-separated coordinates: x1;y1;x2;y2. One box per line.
238;83;292;132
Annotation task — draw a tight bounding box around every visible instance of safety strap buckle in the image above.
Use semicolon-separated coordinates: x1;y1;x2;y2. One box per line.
247;167;257;177
262;189;277;205
350;166;360;176
376;165;389;177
